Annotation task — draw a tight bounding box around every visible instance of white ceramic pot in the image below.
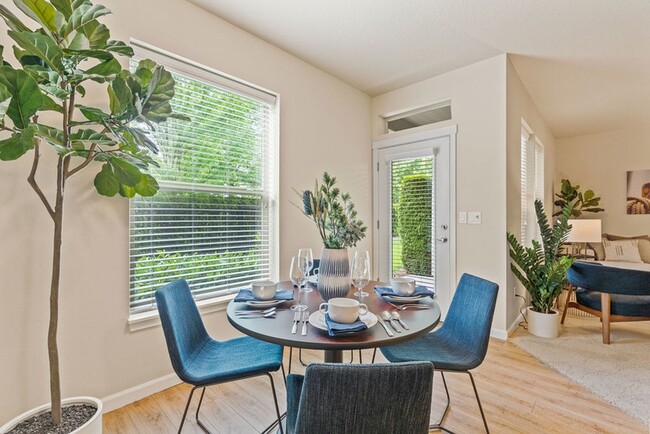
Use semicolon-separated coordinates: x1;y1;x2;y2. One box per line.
527;306;560;338
317;248;350;301
0;397;102;434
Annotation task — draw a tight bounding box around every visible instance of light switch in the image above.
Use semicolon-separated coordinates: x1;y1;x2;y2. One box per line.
458;211;467;224
468;211;482;225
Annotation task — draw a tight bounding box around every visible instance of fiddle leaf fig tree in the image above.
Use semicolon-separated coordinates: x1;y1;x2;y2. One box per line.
0;0;186;425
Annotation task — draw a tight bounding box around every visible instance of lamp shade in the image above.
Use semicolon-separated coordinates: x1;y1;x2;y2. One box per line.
567;219;602;243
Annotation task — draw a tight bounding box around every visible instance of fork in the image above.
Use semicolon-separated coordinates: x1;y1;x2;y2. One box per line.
291;311;301;334
387;301;431;311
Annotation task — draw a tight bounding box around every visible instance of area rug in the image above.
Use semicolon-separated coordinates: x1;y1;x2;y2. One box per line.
510;316;650;427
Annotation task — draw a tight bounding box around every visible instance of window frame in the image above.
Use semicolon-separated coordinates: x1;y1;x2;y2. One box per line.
127;40;279;323
520;119;545;246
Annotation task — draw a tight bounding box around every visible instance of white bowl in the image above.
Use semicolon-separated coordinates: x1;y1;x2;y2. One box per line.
251;280;277;300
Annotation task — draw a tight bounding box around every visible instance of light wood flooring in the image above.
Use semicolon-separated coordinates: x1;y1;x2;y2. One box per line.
103;339;649;434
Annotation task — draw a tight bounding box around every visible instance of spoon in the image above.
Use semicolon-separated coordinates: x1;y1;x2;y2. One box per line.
237;310;276;319
391;311;409;330
381;311;401;333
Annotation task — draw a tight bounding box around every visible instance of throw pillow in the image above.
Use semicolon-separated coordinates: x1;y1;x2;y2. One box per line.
638;239;650;263
604;233;650;241
602;239;643;263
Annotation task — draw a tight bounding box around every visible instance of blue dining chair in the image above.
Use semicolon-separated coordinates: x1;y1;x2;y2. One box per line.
155;280;285;434
379;273;499;433
286;362;434;434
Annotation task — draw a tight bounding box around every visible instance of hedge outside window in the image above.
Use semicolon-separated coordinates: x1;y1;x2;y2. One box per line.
129;45;278;312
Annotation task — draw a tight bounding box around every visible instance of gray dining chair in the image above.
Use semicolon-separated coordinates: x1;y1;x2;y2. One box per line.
379;273;499;433
286;362;434;434
155;279;285;433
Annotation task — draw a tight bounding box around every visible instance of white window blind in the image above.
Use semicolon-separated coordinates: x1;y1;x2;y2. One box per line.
520;122;544;246
128;45;278;312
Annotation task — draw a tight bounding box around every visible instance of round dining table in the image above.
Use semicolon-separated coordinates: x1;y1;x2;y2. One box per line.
226;280;441;363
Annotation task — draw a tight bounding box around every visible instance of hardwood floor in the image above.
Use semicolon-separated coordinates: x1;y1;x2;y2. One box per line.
104;340;649;433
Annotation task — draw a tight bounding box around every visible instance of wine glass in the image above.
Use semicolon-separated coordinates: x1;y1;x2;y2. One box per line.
290;256;308;311
352;250;370;298
298;248;314;293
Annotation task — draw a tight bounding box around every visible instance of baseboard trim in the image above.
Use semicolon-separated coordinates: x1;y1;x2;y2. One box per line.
506;312;525;338
101;372;181;413
490;328;508;340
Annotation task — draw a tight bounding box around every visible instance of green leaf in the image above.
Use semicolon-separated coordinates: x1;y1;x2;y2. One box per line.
134;173;158;197
143;66;174;110
94;163;119;196
119;184;135;198
109;157;141;186
13;0;63;35
33;123;64;146
39;83;69;100
0;5;31;33
64;3;111;37
41;93;63;112
0;83;11;118
76;104;109;122
8;30;63;71
84;57;121;77
0;66;43;128
50;0;73;18
80;20;109;48
105;40;133;57
107;76;131;115
70;128;114;145
0;125;35;160
66;30;90;50
24;64;60;83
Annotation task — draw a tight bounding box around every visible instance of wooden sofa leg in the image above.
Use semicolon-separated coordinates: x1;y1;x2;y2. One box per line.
601;293;611;344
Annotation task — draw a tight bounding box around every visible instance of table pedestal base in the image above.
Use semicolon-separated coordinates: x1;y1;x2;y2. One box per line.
324;349;343;363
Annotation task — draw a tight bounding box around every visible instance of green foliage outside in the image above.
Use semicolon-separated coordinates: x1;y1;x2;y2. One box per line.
398;174;432;276
507;200;575;314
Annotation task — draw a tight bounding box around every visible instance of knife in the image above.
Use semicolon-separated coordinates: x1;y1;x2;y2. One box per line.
377;316;394;337
301;311;309;336
291;311;300;334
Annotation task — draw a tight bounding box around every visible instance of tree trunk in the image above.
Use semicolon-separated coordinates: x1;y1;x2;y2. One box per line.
49;157;65;425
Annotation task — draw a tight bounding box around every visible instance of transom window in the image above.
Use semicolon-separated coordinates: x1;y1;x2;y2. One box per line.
128;43;278;313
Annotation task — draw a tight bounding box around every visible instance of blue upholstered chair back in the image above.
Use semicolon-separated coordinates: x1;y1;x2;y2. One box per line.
155;280;210;381
568;261;650;296
440;274;499;365
288;362;434;434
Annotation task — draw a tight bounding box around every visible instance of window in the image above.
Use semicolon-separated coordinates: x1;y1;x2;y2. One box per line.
520;121;544;246
128;42;278;313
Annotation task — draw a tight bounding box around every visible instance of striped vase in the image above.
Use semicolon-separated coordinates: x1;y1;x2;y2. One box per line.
317;248;351;301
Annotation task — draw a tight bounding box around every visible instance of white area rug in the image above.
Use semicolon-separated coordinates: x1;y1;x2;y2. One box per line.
510;316;650;427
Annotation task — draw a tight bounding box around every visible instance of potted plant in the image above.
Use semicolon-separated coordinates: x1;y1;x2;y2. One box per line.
299;172;366;300
507;200;575;338
553;178;604;217
0;1;183;432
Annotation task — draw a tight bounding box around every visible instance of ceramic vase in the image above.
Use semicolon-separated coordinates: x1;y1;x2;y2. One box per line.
527;307;560;338
0;397;103;434
317;248;351;301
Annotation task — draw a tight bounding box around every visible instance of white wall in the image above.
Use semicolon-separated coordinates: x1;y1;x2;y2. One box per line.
505;58;557;329
372;55;510;334
0;0;372;422
556;125;650;235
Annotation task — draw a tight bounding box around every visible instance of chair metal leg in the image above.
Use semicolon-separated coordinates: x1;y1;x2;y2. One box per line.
371;348;377;363
429;371;451;432
178;386;198;434
288;347;293;374
467;371;490;434
194;387;213;434
263;373;285;434
281;362;287;387
299;348;308;367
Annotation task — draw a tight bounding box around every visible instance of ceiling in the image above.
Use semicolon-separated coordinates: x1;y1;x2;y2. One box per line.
189;0;650;138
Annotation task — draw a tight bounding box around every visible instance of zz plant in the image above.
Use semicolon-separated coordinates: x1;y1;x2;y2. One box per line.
0;0;184;425
507;200;575;314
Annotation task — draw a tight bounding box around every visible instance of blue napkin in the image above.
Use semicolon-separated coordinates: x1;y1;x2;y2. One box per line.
374;285;435;298
234;289;294;303
325;314;368;336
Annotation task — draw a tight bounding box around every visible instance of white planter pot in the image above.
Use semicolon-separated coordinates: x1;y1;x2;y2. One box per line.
317;248;350;301
527;307;560;338
0;397;102;434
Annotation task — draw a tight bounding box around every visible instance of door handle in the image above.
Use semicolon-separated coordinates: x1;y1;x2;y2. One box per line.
436;237;448;243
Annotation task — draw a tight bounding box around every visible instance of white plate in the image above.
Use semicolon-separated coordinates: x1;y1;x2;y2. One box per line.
308;310;377;331
382;294;428;303
245;299;285;308
307;275;318;285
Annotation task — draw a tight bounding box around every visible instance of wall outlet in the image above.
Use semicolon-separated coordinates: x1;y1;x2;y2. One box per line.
458;211;467;224
468;211;482;224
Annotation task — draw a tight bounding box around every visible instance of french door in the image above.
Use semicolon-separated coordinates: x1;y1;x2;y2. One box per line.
373;126;456;317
